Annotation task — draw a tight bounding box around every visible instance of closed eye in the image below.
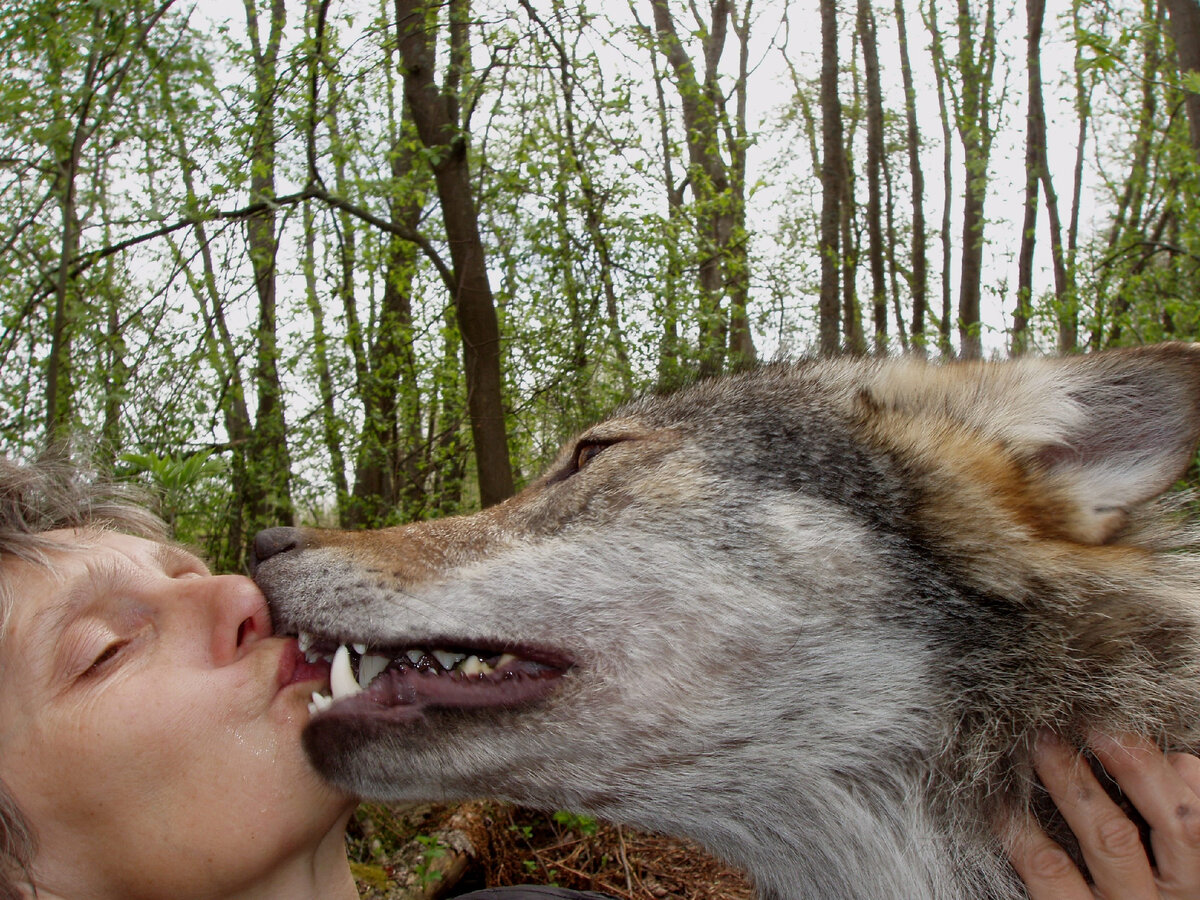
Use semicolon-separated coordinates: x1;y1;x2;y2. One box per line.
81;641;127;679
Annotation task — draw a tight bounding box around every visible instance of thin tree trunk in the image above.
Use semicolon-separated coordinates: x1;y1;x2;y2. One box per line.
858;0;888;355
953;0;998;360
1103;0;1162;346
818;0;843;356
395;0;514;507
894;0;927;355
724;0;756;370
925;0;955;356
243;0;295;547
1067;0;1090;348
649;0;738;376
153;51;254;569
1014;0;1043;356
519;0;634;392
301;202;350;521
633;4;685;388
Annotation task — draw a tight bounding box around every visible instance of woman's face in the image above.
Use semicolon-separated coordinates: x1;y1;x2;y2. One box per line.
0;529;353;899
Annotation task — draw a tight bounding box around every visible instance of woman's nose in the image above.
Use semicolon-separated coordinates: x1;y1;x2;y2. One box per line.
197;574;273;665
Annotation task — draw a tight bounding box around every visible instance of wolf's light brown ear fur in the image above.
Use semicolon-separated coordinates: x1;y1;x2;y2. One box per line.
864;344;1200;544
1019;344;1200;543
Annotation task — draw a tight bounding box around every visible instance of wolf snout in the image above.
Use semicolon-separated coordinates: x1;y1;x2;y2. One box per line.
251;525;307;572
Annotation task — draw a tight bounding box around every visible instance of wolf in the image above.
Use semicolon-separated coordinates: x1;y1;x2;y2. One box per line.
253;344;1200;900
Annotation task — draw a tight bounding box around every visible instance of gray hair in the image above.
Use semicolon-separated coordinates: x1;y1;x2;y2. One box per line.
0;450;168;897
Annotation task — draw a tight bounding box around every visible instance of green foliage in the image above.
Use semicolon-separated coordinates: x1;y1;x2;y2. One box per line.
117;449;228;547
0;0;1196;548
552;810;600;836
412;833;447;887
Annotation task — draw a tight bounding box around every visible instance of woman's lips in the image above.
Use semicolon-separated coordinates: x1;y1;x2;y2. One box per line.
276;637;332;690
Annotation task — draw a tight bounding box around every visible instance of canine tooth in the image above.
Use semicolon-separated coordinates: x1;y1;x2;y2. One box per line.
330;645;363;700
406;649;424;666
458;655;493;676
433;649;466;670
298;631;314;653
352;642;367;654
357;652;389;688
309;691;333;715
494;653;518;669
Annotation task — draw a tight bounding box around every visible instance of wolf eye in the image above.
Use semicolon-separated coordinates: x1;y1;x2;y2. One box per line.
574;440;613;472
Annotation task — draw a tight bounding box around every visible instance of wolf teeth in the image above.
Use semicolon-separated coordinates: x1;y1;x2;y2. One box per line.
306;639;522;700
357;651;389;688
308;691;333;716
433;649;467;670
330;645;363;700
458;655;493;676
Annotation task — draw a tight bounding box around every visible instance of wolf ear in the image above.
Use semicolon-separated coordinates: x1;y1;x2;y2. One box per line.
1009;344;1200;544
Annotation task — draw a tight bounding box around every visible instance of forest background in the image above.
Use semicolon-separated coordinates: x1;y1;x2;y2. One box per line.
1;0;1199;572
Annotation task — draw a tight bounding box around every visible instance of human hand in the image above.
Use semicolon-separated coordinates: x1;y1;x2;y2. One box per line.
1007;731;1200;899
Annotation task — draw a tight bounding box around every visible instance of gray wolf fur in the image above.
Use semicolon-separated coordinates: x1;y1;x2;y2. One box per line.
253;344;1200;900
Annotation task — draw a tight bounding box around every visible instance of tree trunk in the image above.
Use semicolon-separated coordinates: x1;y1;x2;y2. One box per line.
858;0;888;355
951;0;998;360
894;0;928;355
643;15;686;389
1066;0;1091;349
1014;0;1044;356
395;0;514;507
1165;0;1200;165
649;0;741;376
818;0;844;356
925;0;955;355
242;0;295;549
301;202;350;521
725;0;756;371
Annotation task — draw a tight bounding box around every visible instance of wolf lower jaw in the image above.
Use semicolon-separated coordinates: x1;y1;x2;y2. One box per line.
314;718;1020;900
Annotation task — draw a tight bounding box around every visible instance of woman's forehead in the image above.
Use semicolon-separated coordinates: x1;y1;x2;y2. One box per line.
0;533;197;644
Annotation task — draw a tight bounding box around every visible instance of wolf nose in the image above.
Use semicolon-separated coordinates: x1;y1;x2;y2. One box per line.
251;526;305;571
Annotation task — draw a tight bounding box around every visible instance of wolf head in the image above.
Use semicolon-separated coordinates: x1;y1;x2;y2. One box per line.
254;344;1200;900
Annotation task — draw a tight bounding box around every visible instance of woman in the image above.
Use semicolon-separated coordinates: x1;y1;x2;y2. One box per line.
0;454;1194;899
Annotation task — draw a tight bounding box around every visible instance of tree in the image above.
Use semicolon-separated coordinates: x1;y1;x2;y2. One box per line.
240;0;296;552
893;0;929;355
394;0;514;507
1014;0;1070;354
1165;0;1200;165
648;0;757;375
949;0;1000;358
858;0;888;354
817;0;845;356
29;0;174;441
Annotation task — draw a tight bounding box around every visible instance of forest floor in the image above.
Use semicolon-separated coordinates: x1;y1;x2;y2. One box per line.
347;801;754;900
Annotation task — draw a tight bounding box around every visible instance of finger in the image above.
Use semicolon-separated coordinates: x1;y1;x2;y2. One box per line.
1167;752;1200;800
1005;815;1094;900
1034;731;1158;899
1089;733;1200;897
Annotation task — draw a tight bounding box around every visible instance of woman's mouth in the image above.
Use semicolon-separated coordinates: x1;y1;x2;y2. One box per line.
276;638;333;692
